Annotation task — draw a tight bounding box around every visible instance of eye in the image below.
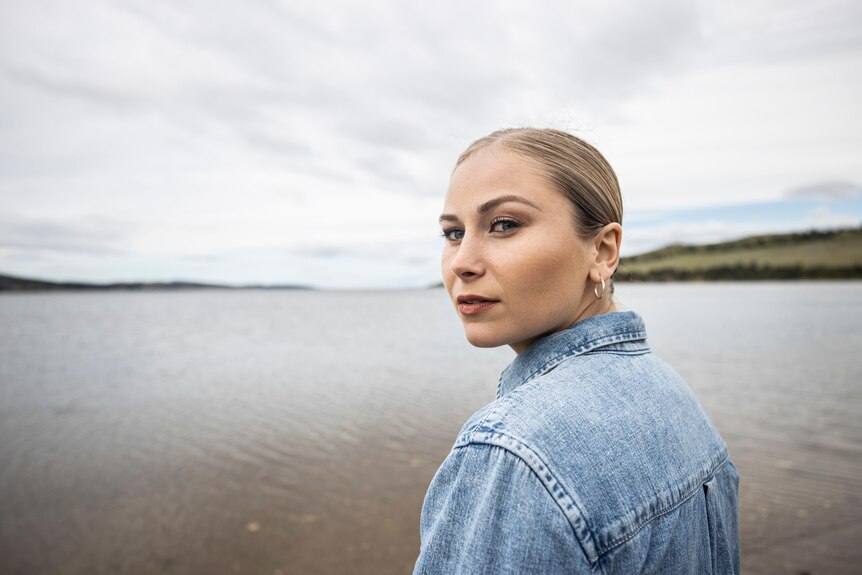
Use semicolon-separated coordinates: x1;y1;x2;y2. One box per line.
441;228;464;242
490;218;520;233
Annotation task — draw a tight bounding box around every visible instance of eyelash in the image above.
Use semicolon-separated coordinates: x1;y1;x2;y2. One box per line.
440;218;522;242
440;228;463;242
490;217;521;233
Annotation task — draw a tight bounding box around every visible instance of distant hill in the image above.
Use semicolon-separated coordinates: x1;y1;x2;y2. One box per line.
617;226;862;281
0;273;311;292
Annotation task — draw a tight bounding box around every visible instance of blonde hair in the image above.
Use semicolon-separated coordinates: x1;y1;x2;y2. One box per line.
455;128;623;238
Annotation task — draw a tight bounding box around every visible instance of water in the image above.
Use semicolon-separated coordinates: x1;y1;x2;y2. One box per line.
1;283;860;574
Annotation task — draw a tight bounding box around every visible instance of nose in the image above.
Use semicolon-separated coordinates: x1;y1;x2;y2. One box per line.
448;234;485;281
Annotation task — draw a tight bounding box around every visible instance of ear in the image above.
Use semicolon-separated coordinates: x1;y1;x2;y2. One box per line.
589;223;622;283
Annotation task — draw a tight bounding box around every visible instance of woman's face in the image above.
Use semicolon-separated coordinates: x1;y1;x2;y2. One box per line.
440;145;600;354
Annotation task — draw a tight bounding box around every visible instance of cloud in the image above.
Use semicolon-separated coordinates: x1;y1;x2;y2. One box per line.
805;206;861;228
784;181;862;200
0;215;133;256
1;1;709;162
0;62;145;112
699;0;862;65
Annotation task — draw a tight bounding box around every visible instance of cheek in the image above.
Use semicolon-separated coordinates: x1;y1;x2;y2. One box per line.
499;243;580;308
501;243;568;286
440;251;456;292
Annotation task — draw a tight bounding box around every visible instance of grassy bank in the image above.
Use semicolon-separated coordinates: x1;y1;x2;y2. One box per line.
617;227;862;281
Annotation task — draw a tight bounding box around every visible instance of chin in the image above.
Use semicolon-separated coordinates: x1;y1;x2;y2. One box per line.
463;325;509;349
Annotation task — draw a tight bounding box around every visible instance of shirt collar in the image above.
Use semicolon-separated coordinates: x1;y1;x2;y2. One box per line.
497;311;649;399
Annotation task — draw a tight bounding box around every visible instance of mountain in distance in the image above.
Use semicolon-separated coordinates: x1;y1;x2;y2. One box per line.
617;226;862;281
0;274;312;292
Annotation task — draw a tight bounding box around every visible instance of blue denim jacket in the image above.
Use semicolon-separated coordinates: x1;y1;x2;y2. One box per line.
414;311;739;574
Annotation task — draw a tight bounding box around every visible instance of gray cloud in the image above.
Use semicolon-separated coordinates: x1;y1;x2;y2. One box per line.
701;0;862;65
2;1;709;170
0;216;133;256
785;181;862;200
286;246;348;259
0;63;146;112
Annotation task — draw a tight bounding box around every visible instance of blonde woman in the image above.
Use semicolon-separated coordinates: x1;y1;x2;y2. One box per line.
414;128;739;574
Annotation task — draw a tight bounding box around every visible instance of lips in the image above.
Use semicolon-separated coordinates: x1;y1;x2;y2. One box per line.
457;294;499;316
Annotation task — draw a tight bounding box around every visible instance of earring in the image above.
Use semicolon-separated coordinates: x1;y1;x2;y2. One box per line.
594;276;606;300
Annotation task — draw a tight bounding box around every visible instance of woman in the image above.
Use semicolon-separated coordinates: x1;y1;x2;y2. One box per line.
414;128;739;574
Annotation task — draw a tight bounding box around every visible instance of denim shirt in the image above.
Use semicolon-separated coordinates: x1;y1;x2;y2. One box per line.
414;311;739;574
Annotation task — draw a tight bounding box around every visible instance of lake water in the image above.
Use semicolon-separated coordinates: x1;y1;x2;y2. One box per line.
1;283;860;574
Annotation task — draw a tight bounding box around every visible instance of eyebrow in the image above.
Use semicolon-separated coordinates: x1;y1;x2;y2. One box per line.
438;194;540;222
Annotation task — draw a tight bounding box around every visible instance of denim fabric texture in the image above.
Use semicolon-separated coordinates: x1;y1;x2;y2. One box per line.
414;311;740;574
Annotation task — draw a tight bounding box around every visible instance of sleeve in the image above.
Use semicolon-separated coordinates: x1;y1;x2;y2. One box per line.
413;442;593;575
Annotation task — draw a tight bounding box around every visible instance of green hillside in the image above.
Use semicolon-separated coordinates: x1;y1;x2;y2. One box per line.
617;227;862;281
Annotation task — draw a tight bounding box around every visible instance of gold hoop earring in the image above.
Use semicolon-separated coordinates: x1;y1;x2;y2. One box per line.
594;277;606;300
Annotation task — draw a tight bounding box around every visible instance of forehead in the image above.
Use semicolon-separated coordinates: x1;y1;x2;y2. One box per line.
444;146;564;211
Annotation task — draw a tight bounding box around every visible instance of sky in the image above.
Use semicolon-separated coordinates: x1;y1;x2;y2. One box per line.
1;0;860;288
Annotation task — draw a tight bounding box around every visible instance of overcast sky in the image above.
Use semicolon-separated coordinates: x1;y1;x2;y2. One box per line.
1;0;860;288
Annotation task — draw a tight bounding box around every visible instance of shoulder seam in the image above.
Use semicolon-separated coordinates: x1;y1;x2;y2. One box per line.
457;431;602;566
